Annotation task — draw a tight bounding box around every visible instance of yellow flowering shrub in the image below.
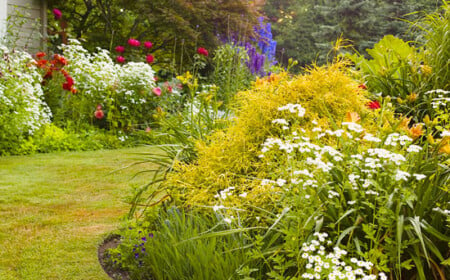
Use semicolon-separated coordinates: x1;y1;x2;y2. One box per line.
165;62;390;208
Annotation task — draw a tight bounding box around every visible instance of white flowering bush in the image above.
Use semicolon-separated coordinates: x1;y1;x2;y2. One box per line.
50;40;160;130
0;45;51;155
300;233;387;280
254;103;449;278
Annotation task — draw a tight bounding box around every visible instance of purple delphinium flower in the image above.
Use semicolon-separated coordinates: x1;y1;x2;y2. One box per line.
255;17;277;63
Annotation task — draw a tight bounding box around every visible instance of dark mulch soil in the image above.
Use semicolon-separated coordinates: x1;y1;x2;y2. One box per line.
98;234;130;280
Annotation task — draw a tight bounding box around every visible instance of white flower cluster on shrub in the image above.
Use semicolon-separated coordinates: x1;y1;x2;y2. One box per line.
61;40;155;99
0;45;51;140
301;233;387;280
60;40;157;121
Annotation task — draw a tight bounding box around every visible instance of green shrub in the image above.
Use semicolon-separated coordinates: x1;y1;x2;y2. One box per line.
33;123;155;153
211;43;253;106
347;3;450;122
165;63;382;209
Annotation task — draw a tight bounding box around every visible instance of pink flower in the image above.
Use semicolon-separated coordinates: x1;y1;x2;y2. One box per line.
197;47;209;56
146;54;154;64
53;9;62;20
143;41;153;49
145;127;152;133
152;87;162;96
127;38;140;47
116;56;125;63
164;82;173;93
115;45;125;53
367;100;381;109
95;109;105;119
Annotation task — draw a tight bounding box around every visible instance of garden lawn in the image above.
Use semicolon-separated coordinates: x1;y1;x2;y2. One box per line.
0;147;158;279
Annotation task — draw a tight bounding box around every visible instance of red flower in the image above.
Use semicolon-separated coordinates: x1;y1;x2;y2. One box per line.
197;47;208;56
115;45;125;53
127;38;140;47
36;59;48;68
62;76;74;91
116;56;125;63
94;108;105;119
53;54;67;66
143;41;153;49
152;87;162;96
60;69;69;76
146;54;154;64
53;8;62;20
367;100;381;109
358;84;367;90
163;82;173;93
36;52;46;59
43;71;52;79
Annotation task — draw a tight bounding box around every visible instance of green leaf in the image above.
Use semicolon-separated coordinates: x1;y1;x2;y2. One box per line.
408;216;430;266
335;208;356;225
397;215;404;276
336;226;358;247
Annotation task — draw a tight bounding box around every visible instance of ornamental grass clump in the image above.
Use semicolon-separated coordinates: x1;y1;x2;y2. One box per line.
165;62;382;209
109;207;252;280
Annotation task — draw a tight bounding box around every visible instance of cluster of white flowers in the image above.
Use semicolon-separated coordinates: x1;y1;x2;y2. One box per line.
425;89;450;109
0;45;51;139
342;122;364;133
301;233;387;280
258;104;429;205
384;133;412;147
214;186;236;200
61;39;156;108
272;118;290;130
363;133;382;143
278;103;306;117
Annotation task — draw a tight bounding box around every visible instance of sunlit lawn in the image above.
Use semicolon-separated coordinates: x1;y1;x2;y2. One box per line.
0;147;157;279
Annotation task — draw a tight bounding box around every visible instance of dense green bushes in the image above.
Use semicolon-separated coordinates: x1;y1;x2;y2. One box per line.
110;8;450;275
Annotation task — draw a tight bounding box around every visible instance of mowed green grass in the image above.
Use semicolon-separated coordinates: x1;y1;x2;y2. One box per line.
0;147;158;279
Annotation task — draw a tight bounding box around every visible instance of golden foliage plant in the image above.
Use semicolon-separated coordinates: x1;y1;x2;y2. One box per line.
164;62;382;209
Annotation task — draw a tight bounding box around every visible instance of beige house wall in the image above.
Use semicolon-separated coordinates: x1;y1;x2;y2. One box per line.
3;0;46;52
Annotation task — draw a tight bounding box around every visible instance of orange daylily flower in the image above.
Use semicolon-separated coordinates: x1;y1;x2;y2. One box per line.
439;143;450;154
399;117;411;131
407;92;418;102
408;123;424;140
345;112;360;123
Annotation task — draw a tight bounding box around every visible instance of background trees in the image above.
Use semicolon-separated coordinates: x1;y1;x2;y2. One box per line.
47;0;258;70
263;0;442;67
